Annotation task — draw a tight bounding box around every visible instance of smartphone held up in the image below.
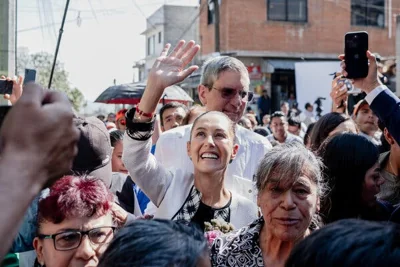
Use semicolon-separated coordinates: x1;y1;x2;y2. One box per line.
344;31;369;79
0;80;13;95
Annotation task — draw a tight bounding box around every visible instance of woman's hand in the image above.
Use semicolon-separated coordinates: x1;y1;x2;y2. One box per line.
147;40;200;91
339;51;382;94
330;75;348;113
138;40;200;116
1;76;24;105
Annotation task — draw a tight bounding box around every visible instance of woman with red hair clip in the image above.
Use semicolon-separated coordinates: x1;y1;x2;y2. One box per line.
33;176;116;267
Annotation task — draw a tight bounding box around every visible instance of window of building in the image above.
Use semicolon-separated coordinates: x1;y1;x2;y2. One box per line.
267;0;307;22
351;0;385;28
208;1;215;25
158;32;162;44
147;35;155;56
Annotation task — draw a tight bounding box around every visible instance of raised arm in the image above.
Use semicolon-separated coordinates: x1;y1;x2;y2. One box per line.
122;40;200;206
340;51;400;144
0;83;79;258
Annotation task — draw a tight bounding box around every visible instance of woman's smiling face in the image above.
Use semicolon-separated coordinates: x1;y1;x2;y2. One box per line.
187;112;238;175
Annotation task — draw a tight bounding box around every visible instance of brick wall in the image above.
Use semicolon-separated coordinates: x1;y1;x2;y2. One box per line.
200;0;398;58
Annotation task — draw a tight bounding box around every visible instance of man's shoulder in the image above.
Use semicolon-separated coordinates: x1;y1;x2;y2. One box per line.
236;126;272;147
158;124;192;141
287;133;303;143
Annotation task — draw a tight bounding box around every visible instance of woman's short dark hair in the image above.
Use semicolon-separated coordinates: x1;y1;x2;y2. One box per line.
285;219;400;267
109;130;124;147
317;133;379;223
253;127;269;137
309;112;350;151
99;219;208;267
190;111;236;141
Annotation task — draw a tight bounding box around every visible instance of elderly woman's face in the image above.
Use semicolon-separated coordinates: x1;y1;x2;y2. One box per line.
34;213;114;267
257;173;319;241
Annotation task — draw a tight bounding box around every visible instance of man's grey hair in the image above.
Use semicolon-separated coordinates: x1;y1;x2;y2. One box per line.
255;142;327;198
200;56;250;89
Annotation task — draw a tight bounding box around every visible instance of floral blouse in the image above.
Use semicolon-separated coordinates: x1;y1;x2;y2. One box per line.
211;217;265;267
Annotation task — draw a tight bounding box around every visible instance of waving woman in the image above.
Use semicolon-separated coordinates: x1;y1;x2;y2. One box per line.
122;41;257;230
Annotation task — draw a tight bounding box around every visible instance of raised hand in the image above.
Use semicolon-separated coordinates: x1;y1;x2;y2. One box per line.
1;76;24;105
147;40;200;93
339;51;382;94
0;83;79;186
330;74;348;113
137;40;200;119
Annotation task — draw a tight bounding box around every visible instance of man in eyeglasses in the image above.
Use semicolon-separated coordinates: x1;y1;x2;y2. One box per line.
154;53;272;193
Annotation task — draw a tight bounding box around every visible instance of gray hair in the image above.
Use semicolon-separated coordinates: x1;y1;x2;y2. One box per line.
200;56;250;89
255;143;327;228
255;142;327;198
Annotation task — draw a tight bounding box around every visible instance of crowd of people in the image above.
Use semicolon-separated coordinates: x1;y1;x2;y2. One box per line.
0;39;399;266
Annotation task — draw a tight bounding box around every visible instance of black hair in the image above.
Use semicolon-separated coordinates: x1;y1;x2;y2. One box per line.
253;127;269;137
379;131;391;153
288;117;301;128
285;219;400;267
303;122;316;147
190;111;236;141
305;102;312;109
271;111;285;120
109;130;124;147
159;102;189;126
98;219;208;267
309;112;350;151
317;133;379;224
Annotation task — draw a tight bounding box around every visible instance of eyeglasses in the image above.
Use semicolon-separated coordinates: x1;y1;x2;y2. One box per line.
38;226;116;251
211;87;254;102
119;119;126;126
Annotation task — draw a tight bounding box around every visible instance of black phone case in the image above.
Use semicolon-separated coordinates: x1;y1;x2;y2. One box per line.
344;31;369;79
0;80;13;95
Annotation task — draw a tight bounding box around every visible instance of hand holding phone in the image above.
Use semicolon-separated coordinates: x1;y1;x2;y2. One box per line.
331;75;348;112
1;76;24;105
340;50;382;94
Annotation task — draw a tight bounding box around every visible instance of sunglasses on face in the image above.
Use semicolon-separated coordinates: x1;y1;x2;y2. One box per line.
211;87;254;102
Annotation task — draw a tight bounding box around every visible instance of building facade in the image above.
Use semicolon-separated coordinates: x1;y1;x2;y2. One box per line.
0;0;16;105
199;0;398;107
136;5;200;81
0;0;16;76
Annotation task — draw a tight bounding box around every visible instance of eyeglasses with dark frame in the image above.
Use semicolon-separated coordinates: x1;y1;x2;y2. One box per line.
210;86;254;102
38;226;116;251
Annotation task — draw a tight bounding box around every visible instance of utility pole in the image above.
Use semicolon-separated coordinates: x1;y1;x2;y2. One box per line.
213;0;220;52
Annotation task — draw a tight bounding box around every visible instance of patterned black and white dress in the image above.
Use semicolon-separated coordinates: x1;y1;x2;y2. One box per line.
172;185;231;231
211;217;265;267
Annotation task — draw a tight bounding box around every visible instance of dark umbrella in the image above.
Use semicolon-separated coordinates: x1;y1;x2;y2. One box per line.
95;83;193;105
